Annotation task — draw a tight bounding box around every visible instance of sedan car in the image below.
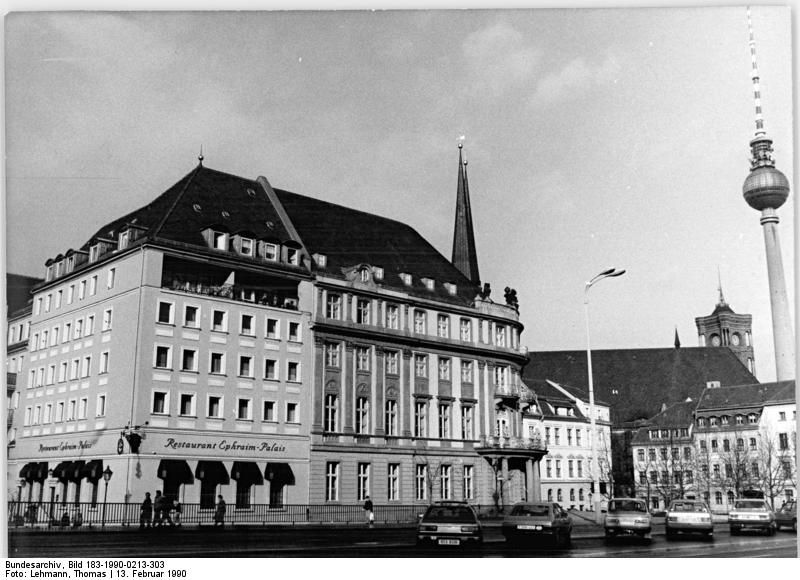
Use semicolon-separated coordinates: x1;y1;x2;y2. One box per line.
416;501;483;547
728;499;776;535
501;502;573;547
774;500;796;532
665;499;714;541
604;498;651;541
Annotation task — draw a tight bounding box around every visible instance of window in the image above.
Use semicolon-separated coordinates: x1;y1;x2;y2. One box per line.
45;293;52;312
385;399;397;436
637;449;645;462
723;439;730;452
55;402;64;423
414;354;428;378
387;464;400;501
357;463;370;501
184;305;199;328
385;304;399;329
779;411;786;421
324;394;338;432
711;439;718;451
287;248;300;266
413;310;426;334
237;398;252;420
181;349;197;372
699;439;707;451
85;315;95;336
263;242;278;261
713;464;720;478
414;401;427;437
567;429;573;446
356;397;370;434
326;294;341;319
102;309;113;331
325;463;339;501
67;285;75;304
356;299;371;325
179;394;196;417
152;392;168;415
240;237;254;256
709;417;718;427
577;460;583;478
288;321;300;342
69;360;79;381
779;433;789;450
554;428;561;445
44;403;53;423
748;413;758;424
460;319;472;341
265;318;278;339
461;360;473;383
154;346;171;369
752;462;760;478
356;347;370;371
440;465;452;500
736;438;744;450
437;314;450;338
576;430;582;447
415;465;427;501
555;460;562;478
438;404;451;438
239;355;253;378
157;302;173;324
212;231;227;250
264;358;277;380
81;356;92;378
209;352;225;375
79;280;86;300
286;402;298;423
261;400;275;422
325;343;340;368
89;275;97;296
208;396;222;419
545;427;551;445
463;465;474;500
240;314;254;336
74;318;84;339
438;357;451;381
58;361;68;382
461;406;474;439
55;290;63;309
287;361;300;382
46;365;55;385
212;310;227;332
749;438;757;450
493;365;508;388
63;322;71;343
107;268;116;289
385;350;398;374
721;415;729;425
735;414;744;425
495;325;506;346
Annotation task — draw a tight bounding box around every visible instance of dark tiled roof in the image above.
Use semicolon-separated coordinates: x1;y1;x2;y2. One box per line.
696;380;795;411
630;400;696;444
6;273;43;316
525;347;757;425
275;188;479;305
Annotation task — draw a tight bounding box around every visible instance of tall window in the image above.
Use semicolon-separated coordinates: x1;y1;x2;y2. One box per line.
461;360;474;383
212;310;227;332
414;401;427;437
385;400;397;436
154;346;171;369
356;299;371;324
356;397;370;434
413;310;426;334
240;314;254;336
181;349;197;372
414;354;428;378
287;361;300;382
415;465;427;501
437;314;450;338
495;325;506;346
326;294;342;319
184;305;199;328
356;347;370;371
460;319;472;341
264;358;277;380
325;343;340;367
438;404;451;439
102;309;113;331
324;394;338;432
461;406;474;439
493;366;508;388
210;352;225;374
239;355;253;377
463;465;474;500
387;464;400;501
384;350;398;374
357;463;370;501
385;304;399;329
438;357;451;381
157;302;174;324
779;433;789;450
325;462;339;501
440;465;452;500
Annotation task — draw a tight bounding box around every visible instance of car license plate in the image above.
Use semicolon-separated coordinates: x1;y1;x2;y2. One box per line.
519;525;542;530
438;539;460;546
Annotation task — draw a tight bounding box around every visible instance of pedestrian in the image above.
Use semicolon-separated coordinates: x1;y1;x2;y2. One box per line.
363;495;374;528
139;492;152;530
173;499;182;527
214;495;226;527
153;490;164;527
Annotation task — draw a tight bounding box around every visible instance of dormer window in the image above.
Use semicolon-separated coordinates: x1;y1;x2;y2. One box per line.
444;282;457;295
240;238;254;256
262;242;278;261
360;268;370;283
314;253;327;268
287;248;300;266
65;255;75;273
373;267;384;281
421;277;434;290
213;231;227;251
119;230;130;250
55;261;64;278
89;245;100;262
45;264;55;282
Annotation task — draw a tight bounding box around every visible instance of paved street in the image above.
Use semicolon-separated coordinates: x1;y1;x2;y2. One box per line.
7;521;797;558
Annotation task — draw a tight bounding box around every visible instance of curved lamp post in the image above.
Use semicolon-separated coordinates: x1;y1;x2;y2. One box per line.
101;466;113;527
585;268;625;522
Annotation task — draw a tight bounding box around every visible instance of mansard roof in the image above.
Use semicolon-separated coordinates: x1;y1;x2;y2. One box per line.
696;380;795;412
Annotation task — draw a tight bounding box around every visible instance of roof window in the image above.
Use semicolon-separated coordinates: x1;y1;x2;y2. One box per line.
400;273;412;286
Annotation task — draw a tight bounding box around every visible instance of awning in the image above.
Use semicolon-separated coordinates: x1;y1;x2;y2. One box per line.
195;460;229;484
157;459;194;484
31;462;49;481
80;460;104;481
264;463;295;485
51;461;73;481
66;460;85;482
18;463;34;481
231;461;264;485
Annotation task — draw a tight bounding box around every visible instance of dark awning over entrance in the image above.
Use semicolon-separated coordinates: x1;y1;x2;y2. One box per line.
157;459;194;484
19;461;49;482
232;461;264;484
52;461;85;482
265;463;295;485
51;461;72;481
80;460;104;481
195;461;229;484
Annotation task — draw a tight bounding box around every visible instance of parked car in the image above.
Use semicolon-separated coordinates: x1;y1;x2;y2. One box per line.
604;498;651;541
416;501;483;547
665;499;714;541
501;502;573;547
728;499;776;535
775;500;796;532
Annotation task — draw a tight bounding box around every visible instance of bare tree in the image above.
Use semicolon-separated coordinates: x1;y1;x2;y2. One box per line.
753;426;794;509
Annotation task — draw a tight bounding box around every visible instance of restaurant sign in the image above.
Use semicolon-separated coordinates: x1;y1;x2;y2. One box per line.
38;440;96;453
163;437;287;454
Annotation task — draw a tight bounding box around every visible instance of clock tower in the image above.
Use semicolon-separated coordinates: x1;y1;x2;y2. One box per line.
695;283;755;376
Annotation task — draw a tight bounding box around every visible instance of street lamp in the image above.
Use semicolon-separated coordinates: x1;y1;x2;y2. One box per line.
101;466;113;528
585;268;626;522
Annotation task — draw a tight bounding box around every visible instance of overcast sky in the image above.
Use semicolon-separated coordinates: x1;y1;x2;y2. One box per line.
3;5;794;382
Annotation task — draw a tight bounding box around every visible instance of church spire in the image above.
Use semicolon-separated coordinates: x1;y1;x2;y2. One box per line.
717;267;727;306
451;141;480;286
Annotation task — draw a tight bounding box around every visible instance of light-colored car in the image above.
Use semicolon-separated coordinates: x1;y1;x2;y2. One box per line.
604;498;651;541
665;499;714;541
774;500;796;532
501;502;573;547
416;501;483;547
728;499;776;535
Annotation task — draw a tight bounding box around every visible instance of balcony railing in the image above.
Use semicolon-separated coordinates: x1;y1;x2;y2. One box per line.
164;277;298;311
476;435;546;452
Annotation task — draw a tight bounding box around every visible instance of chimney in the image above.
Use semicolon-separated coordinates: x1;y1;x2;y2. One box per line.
706;381;721;389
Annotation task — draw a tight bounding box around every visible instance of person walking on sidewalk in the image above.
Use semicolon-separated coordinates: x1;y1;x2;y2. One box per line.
363;496;374;528
139;492;153;530
173;499;182;527
214;495;226;527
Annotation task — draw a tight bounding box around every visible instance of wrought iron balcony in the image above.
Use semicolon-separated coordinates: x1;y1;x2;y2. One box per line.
475;435;547;452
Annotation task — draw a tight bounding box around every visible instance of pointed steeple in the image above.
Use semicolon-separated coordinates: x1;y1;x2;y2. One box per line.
716;267;727;307
451;142;480;286
674;327;681;349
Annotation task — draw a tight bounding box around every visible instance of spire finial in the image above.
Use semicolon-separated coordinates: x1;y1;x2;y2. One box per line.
717;267;727;306
198;145;204;165
674;326;681;349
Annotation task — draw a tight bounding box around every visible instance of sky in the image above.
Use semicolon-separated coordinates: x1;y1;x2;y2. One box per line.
2;4;795;382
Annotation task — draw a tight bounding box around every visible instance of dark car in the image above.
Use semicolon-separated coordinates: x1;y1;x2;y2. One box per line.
502;502;573;547
665;499;714;541
416;501;483;547
728;499;776;535
775;500;796;532
604;498;651;541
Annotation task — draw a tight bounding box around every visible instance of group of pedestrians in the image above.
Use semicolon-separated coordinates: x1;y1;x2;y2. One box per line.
139;491;182;529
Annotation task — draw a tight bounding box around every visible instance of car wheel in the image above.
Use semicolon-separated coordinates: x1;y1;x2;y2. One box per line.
793;519;797;532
